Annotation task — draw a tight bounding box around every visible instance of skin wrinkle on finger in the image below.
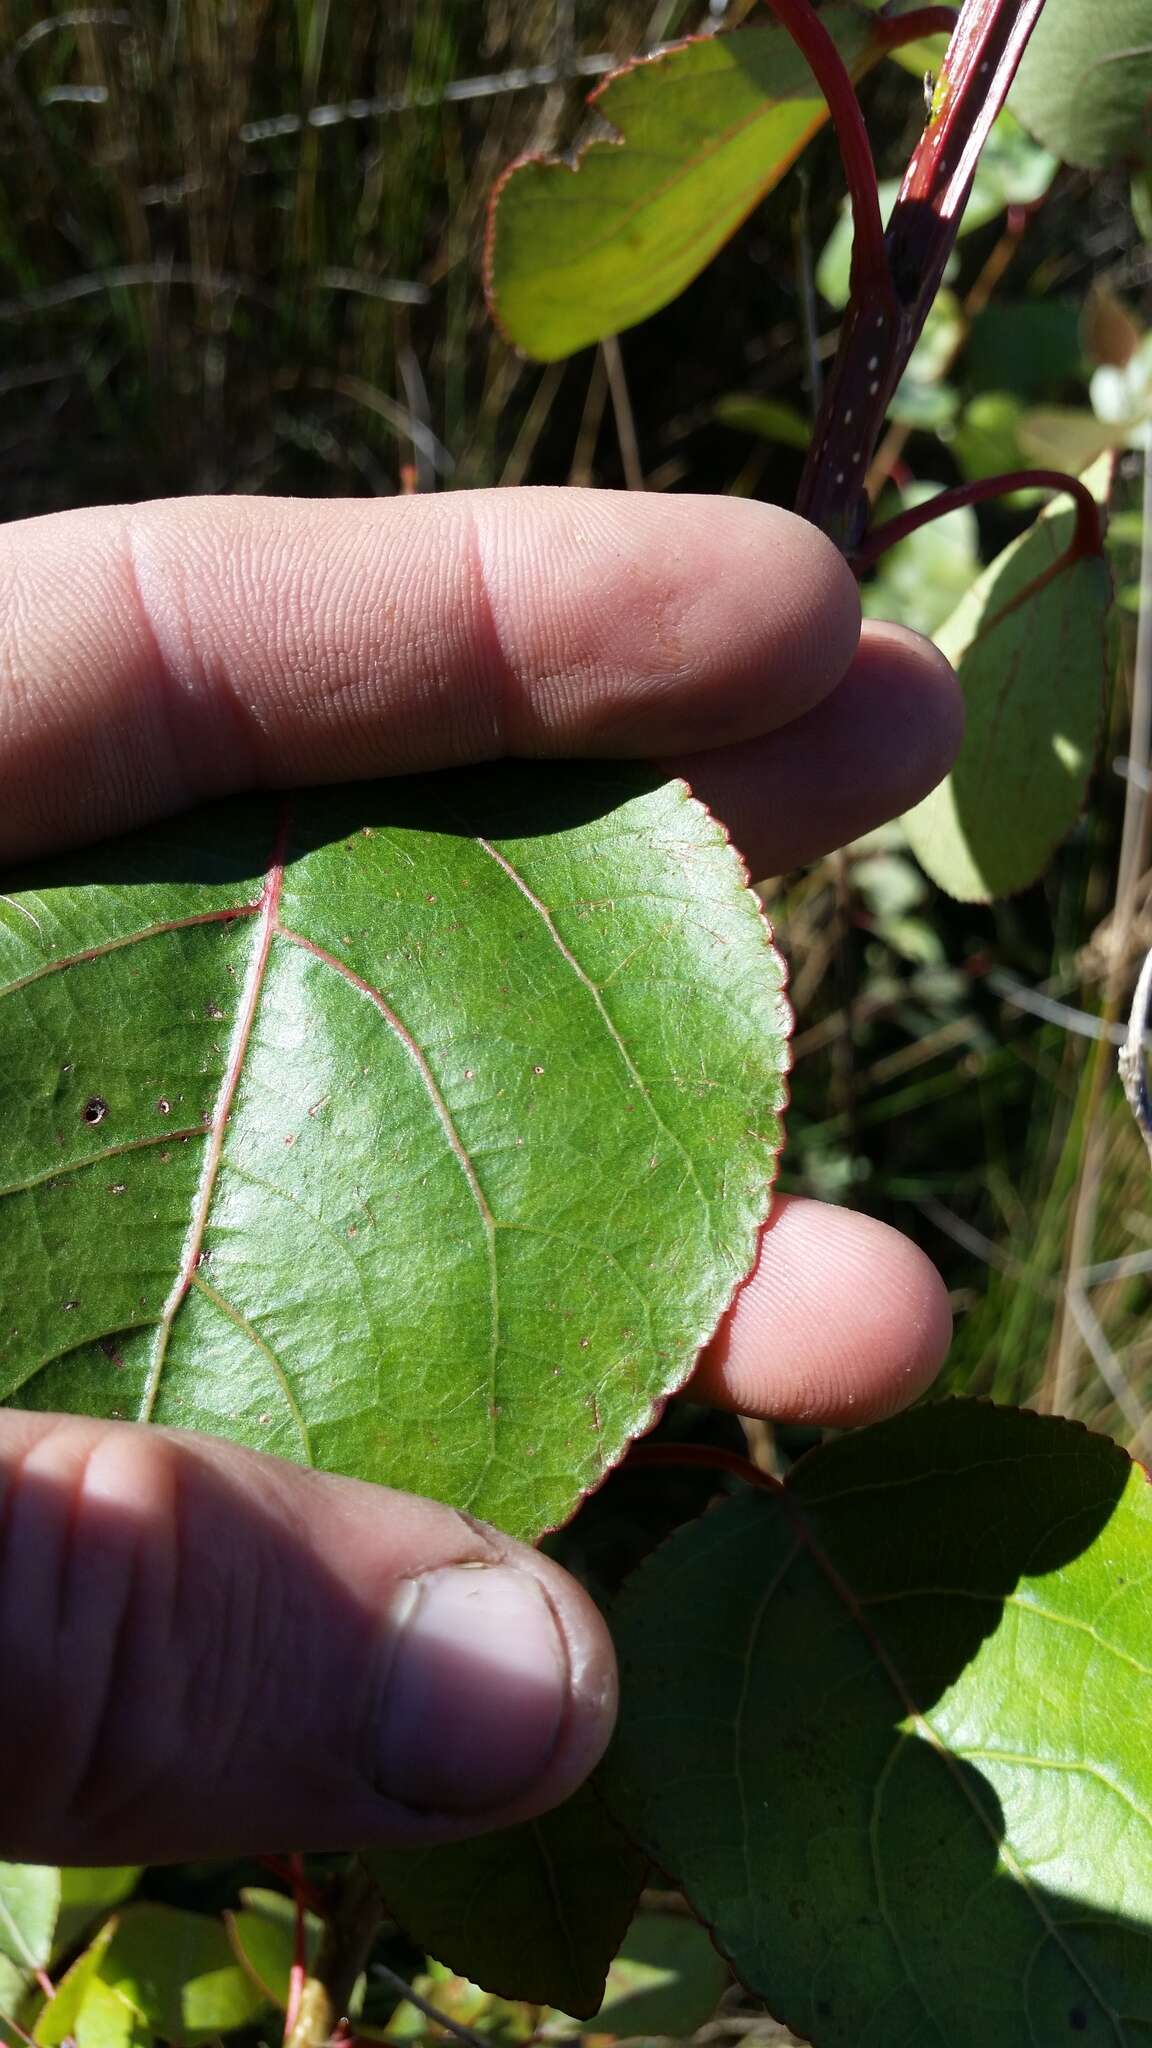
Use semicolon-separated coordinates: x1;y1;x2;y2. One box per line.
0;490;864;859
0;1414;617;1864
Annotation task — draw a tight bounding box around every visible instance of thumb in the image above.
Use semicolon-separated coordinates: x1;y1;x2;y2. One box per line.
0;1413;616;1864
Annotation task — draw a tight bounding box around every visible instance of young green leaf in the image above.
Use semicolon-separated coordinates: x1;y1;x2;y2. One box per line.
35;1907;269;2048
603;1401;1152;2048
224;1892;323;2010
53;1873;141;1968
0;1867;59;1975
368;1781;646;2018
1011;0;1152;171
485;10;877;363
901;490;1111;901
0;1955;31;2047
0;764;788;1544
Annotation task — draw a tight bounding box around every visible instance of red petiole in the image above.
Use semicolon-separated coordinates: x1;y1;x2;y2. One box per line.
764;0;1093;565
853;470;1105;573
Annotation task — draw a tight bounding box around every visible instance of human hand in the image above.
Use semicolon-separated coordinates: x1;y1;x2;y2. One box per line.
0;489;961;1863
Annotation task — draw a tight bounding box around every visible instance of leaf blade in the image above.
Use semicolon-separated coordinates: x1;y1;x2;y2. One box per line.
603;1401;1152;2047
901;491;1111;901
486;12;877;363
1011;0;1152;171
368;1781;646;2018
1;765;789;1542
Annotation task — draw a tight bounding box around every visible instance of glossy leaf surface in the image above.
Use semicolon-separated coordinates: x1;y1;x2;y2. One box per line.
902;492;1110;900
1012;0;1152;170
368;1781;646;2018
486;11;876;362
0;766;788;1542
604;1402;1152;2047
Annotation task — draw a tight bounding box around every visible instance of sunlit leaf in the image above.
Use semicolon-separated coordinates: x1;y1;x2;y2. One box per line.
603;1401;1152;2047
902;485;1111;900
224;1892;323;2010
368;1781;646;2018
1012;0;1152;170
0;1868;58;1974
0;765;789;1544
0;1955;31;2047
486;11;878;362
53;1873;141;1968
53;1908;266;2048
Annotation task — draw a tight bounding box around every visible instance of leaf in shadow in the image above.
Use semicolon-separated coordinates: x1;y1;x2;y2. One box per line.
367;1780;646;2019
902;491;1111;901
602;1401;1152;2046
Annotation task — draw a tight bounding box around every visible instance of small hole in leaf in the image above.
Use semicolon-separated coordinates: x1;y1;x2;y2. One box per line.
83;1096;108;1125
1069;2012;1089;2034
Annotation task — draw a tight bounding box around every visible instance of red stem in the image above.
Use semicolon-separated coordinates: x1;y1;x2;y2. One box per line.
761;0;893;305
888;0;1048;311
851;469;1105;573
794;0;1050;547
259;1855;328;1917
283;1854;309;2044
627;1441;778;1492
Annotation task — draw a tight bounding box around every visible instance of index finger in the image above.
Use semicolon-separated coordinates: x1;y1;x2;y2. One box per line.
0;488;860;860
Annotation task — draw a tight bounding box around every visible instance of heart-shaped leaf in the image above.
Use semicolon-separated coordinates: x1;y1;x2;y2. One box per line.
0;765;788;1542
485;10;877;363
1011;0;1152;171
368;1781;647;2018
603;1401;1152;2047
901;488;1111;901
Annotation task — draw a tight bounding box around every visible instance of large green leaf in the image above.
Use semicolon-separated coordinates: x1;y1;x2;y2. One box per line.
1011;0;1152;170
603;1401;1152;2047
0;765;788;1542
486;11;877;363
901;492;1111;901
368;1781;646;2018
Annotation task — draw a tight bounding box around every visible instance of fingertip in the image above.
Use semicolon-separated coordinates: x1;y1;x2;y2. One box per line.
674;611;964;878
692;1195;952;1426
857;616;964;773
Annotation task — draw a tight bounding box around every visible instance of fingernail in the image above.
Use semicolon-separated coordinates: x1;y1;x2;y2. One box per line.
376;1564;570;1813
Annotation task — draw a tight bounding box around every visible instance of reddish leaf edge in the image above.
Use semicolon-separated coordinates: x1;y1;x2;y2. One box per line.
599;1395;1148;2043
482;8;909;360
528;774;792;1544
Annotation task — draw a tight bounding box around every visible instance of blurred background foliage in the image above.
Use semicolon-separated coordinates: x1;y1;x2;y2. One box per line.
2;1;1152;2043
